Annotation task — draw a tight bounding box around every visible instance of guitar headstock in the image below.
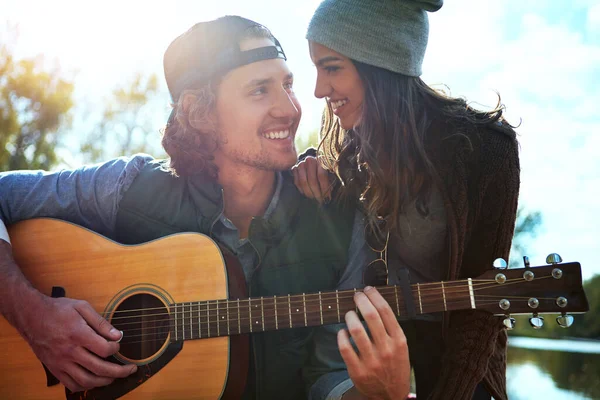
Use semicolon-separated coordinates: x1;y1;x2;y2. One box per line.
474;254;588;329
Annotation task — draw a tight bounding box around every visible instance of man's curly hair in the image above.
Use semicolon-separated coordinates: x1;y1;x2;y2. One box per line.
161;84;220;178
161;25;274;179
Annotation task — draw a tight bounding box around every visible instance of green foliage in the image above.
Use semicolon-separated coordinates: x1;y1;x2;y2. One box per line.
0;41;74;171
510;207;543;268
573;274;600;337
295;129;319;154
507;209;598;341
80;72;167;162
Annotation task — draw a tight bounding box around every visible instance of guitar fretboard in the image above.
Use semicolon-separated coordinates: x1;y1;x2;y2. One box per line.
169;280;477;341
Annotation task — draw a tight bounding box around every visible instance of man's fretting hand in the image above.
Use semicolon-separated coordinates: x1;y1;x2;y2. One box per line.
339;286;410;400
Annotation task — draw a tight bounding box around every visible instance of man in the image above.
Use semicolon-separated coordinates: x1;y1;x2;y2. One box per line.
0;16;408;400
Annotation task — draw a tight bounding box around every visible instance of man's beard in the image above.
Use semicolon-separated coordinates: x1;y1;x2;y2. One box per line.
227;147;298;172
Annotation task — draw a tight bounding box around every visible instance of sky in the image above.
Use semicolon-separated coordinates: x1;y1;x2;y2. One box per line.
2;0;599;281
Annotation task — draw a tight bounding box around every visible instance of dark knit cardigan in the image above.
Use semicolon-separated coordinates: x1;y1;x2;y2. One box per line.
422;114;520;400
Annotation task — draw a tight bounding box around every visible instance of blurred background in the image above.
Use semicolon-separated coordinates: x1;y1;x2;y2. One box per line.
1;0;598;398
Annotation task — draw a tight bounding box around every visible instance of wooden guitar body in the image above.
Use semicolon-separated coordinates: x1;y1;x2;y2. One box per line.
0;219;248;399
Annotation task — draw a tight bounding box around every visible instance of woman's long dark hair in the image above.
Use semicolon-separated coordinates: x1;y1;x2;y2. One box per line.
319;60;506;233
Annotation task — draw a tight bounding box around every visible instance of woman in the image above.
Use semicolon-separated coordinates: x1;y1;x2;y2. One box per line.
293;1;520;399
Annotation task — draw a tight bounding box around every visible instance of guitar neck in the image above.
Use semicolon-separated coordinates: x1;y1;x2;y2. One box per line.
169;280;475;341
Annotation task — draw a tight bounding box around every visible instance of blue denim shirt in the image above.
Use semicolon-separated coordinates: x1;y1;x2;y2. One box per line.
0;154;375;400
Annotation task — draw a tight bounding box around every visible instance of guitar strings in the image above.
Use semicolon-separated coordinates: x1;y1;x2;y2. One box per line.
114;299;504;339
113;294;562;337
103;276;546;317
102;278;507;316
110;291;562;330
105;275;554;320
113;290;562;338
114;297;558;346
103;273;570;346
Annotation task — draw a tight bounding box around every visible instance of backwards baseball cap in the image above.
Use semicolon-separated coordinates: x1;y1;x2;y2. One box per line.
164;16;287;102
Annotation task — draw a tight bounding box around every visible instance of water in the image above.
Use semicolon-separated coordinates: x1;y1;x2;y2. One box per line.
507;336;600;400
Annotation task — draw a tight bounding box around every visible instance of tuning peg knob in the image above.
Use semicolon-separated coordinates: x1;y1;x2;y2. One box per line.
529;314;544;329
523;270;535;281
503;316;516;330
493;258;508;270
523;256;530;268
546;253;563;264
552;268;563;279
557;313;574;328
556;297;568;308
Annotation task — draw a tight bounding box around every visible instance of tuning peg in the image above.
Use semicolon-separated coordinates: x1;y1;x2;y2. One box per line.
523;256;530;268
546;253;563;265
529;313;544;329
493;258;508;270
503;316;516;330
552;268;563;279
556;313;574;328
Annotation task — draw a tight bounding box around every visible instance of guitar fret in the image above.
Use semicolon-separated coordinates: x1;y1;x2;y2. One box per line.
336;290;340;323
174;304;178;341
184;303;188;340
216;300;220;337
261;297;265;331
198;302;202;338
186;303;189;339
288;294;292;328
468;278;476;309
226;300;230;335
303;293;307;327
189;302;193;339
417;283;423;314
441;281;447;311
318;292;323;325
207;301;210;337
354;288;358;313
274;296;278;330
237;299;241;334
394;286;400;316
249;299;253;333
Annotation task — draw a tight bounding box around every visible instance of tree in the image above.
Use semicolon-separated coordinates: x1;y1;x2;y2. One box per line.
295;128;319;155
79;72;168;163
569;274;600;338
0;28;74;171
510;207;543;268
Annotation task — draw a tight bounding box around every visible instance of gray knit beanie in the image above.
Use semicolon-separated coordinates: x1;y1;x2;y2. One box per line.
306;0;443;77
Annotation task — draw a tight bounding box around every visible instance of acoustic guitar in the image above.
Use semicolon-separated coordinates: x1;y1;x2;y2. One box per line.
0;219;589;399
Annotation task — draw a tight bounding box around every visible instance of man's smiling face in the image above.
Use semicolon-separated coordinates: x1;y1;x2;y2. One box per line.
213;37;302;172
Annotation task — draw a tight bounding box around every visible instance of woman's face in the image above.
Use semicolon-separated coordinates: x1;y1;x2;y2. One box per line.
309;41;365;130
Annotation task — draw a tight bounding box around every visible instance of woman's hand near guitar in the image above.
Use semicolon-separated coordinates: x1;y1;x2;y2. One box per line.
340;287;411;400
0;241;137;393
293;159;411;398
292;155;333;204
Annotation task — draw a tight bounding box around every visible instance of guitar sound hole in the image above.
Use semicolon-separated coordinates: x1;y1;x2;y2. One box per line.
110;294;170;361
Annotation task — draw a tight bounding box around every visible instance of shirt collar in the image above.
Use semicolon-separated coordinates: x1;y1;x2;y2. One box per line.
263;171;283;220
